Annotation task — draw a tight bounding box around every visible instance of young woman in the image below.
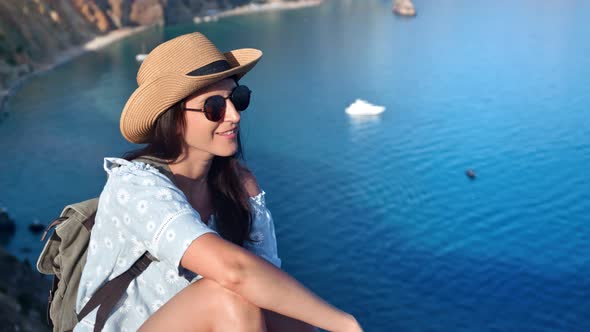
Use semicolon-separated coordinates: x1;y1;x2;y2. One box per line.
74;33;364;332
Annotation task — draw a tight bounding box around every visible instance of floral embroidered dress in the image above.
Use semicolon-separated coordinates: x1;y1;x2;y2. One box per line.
74;158;281;332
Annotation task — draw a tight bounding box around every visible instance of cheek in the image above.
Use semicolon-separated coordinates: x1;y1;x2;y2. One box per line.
182;114;238;156
184;116;217;146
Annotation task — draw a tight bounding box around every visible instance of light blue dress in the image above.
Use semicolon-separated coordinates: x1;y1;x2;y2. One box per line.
74;158;281;332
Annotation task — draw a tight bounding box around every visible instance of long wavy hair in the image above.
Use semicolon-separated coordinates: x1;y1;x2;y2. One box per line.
122;99;256;247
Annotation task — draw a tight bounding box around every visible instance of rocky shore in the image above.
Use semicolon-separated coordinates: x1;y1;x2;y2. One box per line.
0;210;49;330
0;0;322;116
0;246;51;331
0;24;150;117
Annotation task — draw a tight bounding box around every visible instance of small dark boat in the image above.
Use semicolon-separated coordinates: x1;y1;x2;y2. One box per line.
466;169;476;179
28;220;45;233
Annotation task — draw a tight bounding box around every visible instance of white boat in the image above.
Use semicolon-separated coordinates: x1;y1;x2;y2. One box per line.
345;99;385;116
135;54;147;62
194;14;218;24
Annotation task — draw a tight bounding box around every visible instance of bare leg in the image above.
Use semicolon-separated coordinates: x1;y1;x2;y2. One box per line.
139;278;267;332
263;309;319;332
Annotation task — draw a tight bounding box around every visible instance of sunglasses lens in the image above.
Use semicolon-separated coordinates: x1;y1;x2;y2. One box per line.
204;96;226;121
231;85;251;111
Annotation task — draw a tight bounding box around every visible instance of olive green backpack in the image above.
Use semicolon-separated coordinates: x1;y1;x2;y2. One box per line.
36;157;173;332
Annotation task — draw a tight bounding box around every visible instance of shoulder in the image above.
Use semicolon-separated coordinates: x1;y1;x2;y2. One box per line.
236;162;261;198
103;157;175;189
99;158;194;220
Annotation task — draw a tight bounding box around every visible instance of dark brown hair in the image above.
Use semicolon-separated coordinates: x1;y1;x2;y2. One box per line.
122;101;256;247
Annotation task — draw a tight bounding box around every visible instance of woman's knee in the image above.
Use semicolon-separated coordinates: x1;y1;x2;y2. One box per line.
200;279;266;332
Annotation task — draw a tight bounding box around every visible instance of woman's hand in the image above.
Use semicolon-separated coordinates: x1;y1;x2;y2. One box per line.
338;314;364;332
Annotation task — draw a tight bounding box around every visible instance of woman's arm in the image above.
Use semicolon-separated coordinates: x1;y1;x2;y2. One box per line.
180;234;361;332
241;170;320;331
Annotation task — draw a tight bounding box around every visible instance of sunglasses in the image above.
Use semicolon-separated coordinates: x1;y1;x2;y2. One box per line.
182;85;252;122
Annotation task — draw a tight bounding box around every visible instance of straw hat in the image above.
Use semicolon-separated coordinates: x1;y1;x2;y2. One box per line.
120;32;263;143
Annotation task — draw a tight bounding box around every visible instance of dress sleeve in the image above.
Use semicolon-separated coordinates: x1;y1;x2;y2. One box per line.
101;158;219;270
242;191;282;268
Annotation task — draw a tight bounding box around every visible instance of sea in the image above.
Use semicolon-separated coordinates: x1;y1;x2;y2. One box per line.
0;0;589;330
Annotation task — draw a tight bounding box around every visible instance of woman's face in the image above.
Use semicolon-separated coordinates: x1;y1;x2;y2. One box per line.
181;78;241;158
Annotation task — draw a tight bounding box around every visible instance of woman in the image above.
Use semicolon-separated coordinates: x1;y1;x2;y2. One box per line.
74;33;364;332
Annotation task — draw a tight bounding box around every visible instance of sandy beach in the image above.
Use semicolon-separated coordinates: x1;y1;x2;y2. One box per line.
54;26;150;69
194;0;322;22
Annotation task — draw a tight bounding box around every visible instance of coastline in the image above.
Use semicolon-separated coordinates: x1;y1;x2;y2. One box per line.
194;0;323;23
0;0;323;116
0;25;151;116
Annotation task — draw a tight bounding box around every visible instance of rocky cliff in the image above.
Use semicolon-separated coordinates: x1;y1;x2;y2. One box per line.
0;246;51;331
0;0;267;104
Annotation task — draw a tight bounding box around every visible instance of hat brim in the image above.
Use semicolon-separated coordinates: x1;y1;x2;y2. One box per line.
120;48;262;144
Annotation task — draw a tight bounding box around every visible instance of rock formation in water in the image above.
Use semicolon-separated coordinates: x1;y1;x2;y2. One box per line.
0;209;16;235
392;0;416;17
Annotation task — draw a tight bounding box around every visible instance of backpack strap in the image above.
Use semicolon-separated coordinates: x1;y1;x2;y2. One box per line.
133;155;176;183
72;157;168;331
40;213;94;242
77;252;155;332
47;275;59;329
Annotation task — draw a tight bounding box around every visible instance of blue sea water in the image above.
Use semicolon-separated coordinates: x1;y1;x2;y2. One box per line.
1;0;589;330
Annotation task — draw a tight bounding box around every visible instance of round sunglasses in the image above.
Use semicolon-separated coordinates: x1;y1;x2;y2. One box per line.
182;85;252;122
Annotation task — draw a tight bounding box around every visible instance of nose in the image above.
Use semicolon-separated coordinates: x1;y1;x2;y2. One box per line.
224;99;241;123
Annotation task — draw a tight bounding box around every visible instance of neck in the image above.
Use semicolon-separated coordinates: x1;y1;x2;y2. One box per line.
168;149;213;201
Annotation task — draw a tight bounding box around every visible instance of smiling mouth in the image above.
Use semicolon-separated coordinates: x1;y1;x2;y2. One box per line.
216;127;238;136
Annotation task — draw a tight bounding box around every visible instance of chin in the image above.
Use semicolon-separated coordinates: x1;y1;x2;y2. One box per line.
214;146;238;157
